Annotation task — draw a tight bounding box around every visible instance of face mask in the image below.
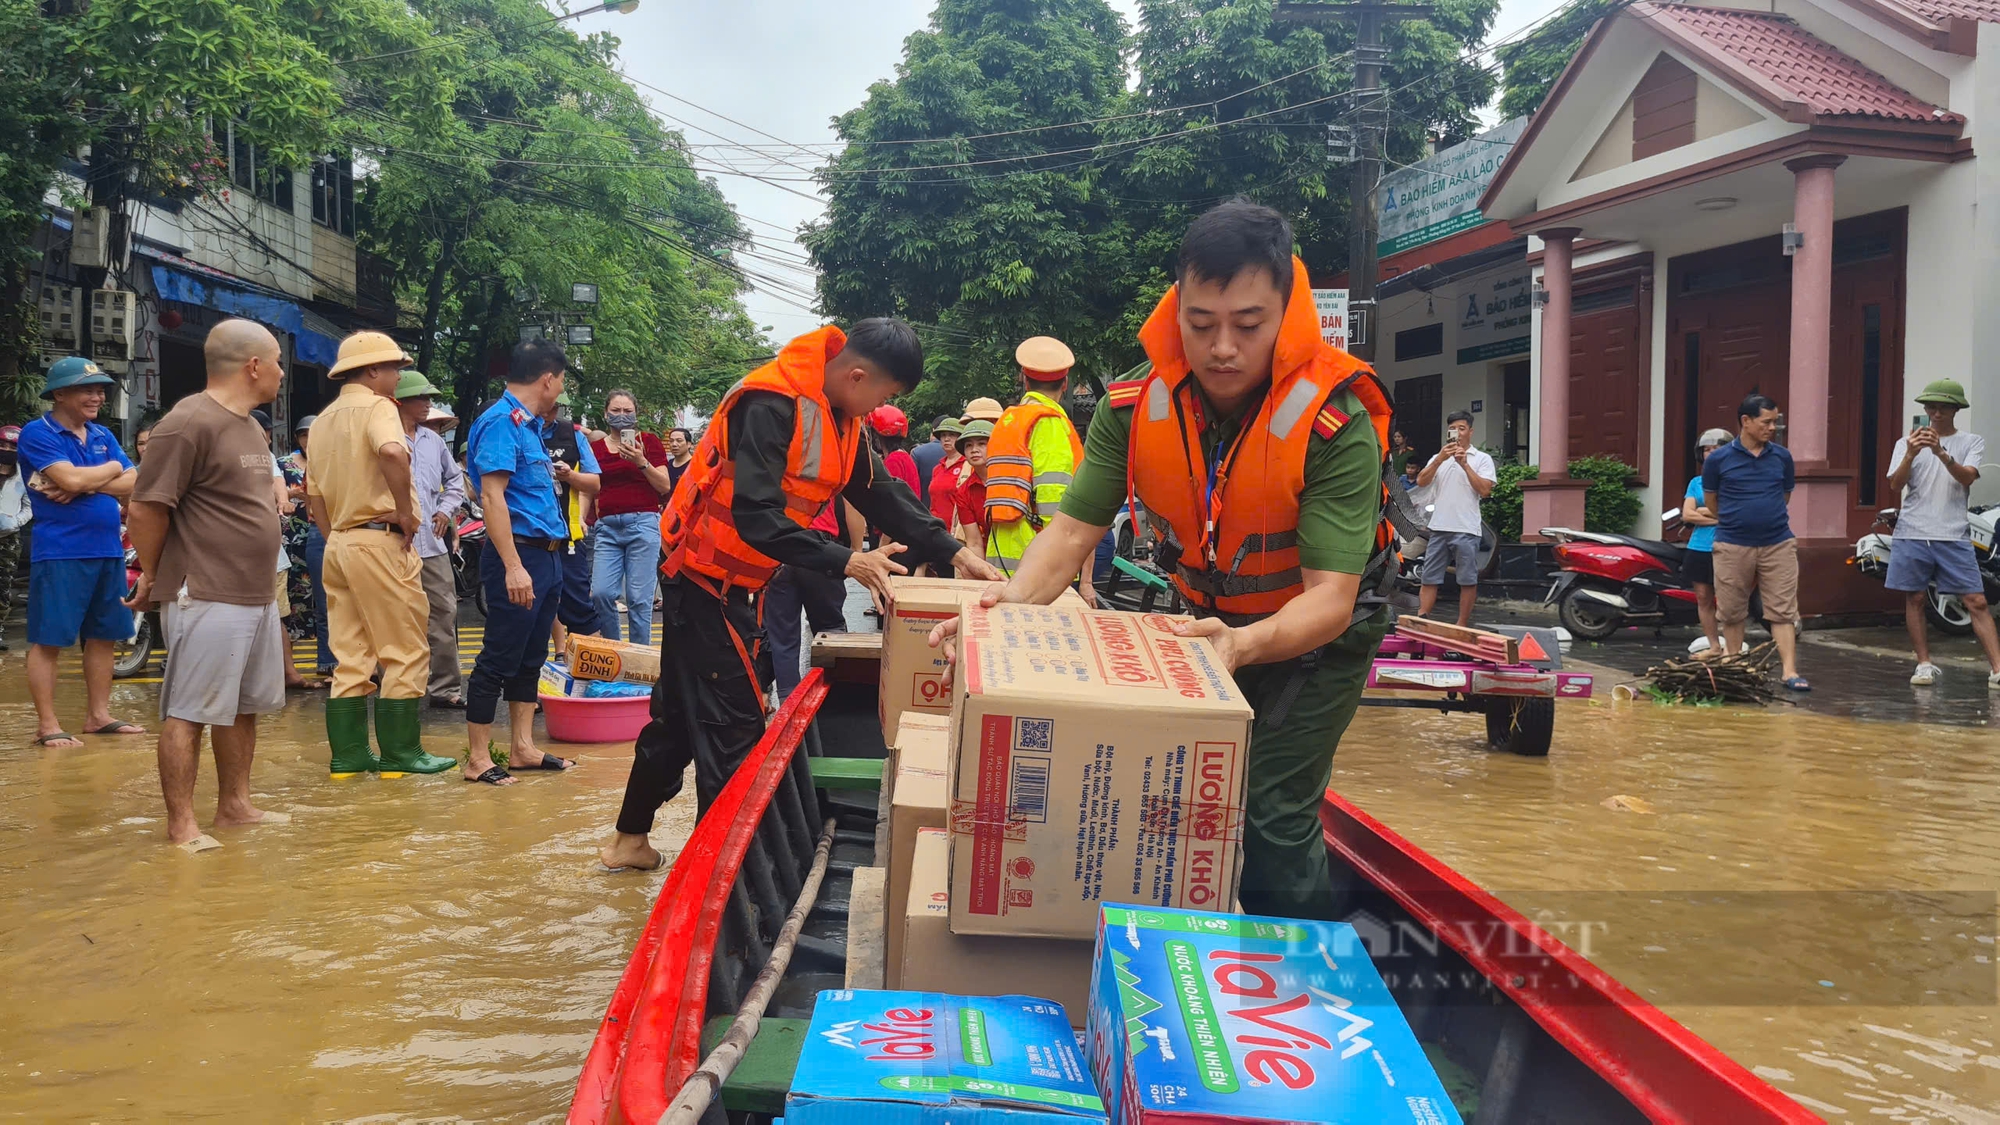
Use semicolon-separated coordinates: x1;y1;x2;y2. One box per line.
605;412;637;431
0;449;15;469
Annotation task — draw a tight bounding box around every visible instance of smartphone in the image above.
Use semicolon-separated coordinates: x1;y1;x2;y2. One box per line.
1913;414;1927;430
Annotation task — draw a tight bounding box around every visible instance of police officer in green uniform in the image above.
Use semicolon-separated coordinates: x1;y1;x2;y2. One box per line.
934;201;1392;921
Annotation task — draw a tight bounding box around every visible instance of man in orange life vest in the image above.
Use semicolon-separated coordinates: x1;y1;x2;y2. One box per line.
934;201;1396;919
598;318;1002;872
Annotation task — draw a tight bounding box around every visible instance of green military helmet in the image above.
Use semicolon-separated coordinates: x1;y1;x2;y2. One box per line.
394;370;445;400
42;356;116;399
1915;379;1970;409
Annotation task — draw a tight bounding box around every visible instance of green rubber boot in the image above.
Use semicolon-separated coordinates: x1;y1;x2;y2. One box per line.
374;697;457;777
326;695;379;778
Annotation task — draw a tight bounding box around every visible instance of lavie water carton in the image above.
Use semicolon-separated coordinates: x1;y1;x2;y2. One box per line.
788;989;1106;1125
1085;906;1463;1125
950;604;1250;940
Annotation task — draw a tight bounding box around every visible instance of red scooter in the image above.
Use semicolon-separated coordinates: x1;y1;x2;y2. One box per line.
113;538;159;678
1539;517;1760;641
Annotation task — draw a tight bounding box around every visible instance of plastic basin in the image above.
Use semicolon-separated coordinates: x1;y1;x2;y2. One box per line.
539;691;651;744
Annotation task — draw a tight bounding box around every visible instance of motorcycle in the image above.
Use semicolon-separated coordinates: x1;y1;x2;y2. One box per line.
1850;503;1999;636
453;501;488;618
1539;513;1761;641
112;542;159;679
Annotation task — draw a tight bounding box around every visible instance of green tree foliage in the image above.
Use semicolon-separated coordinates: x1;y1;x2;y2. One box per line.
1480;456;1641;539
1494;0;1620;119
1481;459;1538;539
0;0;84;418
801;0;1134;424
352;0;766;422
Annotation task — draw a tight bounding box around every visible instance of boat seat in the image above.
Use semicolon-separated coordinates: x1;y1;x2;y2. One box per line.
699;1015;808;1114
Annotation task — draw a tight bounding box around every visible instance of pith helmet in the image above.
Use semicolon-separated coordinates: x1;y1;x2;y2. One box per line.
329;331;411;379
1915;379;1970;408
1016;336;1075;377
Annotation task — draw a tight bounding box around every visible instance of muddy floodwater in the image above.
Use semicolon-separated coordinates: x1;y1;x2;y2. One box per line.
1335;700;2000;1123
5;645;2000;1122
0;663;692;1123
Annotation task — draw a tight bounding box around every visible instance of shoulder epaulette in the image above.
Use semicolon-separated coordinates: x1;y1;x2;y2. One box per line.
1103;379;1145;409
1312;403;1350;439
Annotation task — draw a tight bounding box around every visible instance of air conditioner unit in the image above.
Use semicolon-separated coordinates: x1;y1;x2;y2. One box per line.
90;289;136;362
72;207;111;269
37;285;83;347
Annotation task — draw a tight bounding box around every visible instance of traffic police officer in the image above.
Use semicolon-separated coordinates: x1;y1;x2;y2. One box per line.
983;336;1083;577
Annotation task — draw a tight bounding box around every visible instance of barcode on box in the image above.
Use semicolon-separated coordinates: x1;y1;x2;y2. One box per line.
1009;757;1050;823
1014;717;1053;752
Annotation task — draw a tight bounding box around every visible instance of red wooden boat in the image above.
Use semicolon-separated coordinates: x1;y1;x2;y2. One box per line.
568;664;1818;1125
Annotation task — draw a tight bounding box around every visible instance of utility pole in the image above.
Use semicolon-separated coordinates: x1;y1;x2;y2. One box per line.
1277;0;1428;363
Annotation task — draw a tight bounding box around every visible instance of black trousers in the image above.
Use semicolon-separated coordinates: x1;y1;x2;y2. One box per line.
764;564;850;702
614;577;772;834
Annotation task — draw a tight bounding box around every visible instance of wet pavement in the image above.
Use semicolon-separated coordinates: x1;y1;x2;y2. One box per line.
5;596;2000;1122
1479;599;2000;728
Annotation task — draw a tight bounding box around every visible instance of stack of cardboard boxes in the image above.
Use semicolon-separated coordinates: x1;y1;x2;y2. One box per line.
796;577;1465;1124
879;579;1257;1022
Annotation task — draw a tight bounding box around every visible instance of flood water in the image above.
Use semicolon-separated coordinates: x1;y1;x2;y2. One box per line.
6;632;2000;1122
1335;699;2000;1123
0;640;691;1123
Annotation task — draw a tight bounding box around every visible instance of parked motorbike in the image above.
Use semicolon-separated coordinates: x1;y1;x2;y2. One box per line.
453;502;487;618
1850;503;1999;635
113;543;159;679
1539;515;1761;641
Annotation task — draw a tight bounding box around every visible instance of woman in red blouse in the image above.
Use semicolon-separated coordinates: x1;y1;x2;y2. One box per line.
587;389;674;645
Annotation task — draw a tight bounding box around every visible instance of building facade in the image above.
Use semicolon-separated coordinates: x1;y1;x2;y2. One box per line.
1479;0;1999;614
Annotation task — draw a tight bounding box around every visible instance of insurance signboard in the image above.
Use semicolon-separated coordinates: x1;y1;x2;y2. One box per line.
1377;117;1527;258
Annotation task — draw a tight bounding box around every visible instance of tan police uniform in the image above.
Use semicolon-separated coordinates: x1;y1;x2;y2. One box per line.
307;382;429;701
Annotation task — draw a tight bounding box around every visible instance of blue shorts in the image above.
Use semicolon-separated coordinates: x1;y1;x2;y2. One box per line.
1885;538;1985;596
1421;531;1482;587
28;556;135;648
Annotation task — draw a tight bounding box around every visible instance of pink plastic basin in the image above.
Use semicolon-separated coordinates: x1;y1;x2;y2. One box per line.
539;691;651;744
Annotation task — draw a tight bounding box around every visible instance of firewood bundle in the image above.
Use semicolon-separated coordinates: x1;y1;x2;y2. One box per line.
1640;643;1781;704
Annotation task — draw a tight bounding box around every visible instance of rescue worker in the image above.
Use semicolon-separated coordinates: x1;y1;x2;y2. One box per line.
538;390;603;644
308;332;457;778
933;201;1395;921
596;318;1003;872
983;337;1083;578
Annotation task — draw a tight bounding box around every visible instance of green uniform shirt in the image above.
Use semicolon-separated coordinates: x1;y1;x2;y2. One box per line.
1060;364;1383;574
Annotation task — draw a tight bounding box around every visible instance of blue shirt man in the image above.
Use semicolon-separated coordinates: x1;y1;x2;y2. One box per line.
1701;437;1795;547
459;341;579;784
18;411;130;561
466;389;566;540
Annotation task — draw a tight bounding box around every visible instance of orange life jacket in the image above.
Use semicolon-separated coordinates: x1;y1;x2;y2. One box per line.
1111;257;1395;623
983;392;1082;528
659;326;867;592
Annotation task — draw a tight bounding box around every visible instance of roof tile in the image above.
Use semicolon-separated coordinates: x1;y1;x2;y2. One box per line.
1648;5;1962;124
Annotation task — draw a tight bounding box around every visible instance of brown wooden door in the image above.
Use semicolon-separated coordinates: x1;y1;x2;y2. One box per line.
1665;238;1790;492
1567;281;1647;471
1827;212;1906;538
1394;374;1443;461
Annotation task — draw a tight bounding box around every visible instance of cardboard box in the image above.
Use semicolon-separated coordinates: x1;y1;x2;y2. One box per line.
537;660;578;697
565;635;660;685
884;726;951;988
879;578;1085;744
788;989;1104;1125
949;605;1251;940
901;829;1096;1020
1085;905;1463;1124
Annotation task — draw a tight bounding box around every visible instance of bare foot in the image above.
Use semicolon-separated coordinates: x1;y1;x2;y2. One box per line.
35;729;83;748
599;836;664;872
167;820;207;847
213;804;291;829
83;718;147;736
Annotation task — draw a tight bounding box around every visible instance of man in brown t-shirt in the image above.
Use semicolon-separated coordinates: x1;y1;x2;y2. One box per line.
128;319;291;852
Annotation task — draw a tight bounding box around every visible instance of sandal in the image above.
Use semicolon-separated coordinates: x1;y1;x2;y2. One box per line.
464;765;514;785
1781;676;1812;692
34;731;80;747
513;753;575;771
427;694;467;710
85;721;146;735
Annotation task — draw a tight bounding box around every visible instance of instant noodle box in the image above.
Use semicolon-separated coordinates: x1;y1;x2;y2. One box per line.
1085;905;1463;1125
947;604;1250;940
564;635;660;685
879;578;1084;744
787;989;1106;1125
